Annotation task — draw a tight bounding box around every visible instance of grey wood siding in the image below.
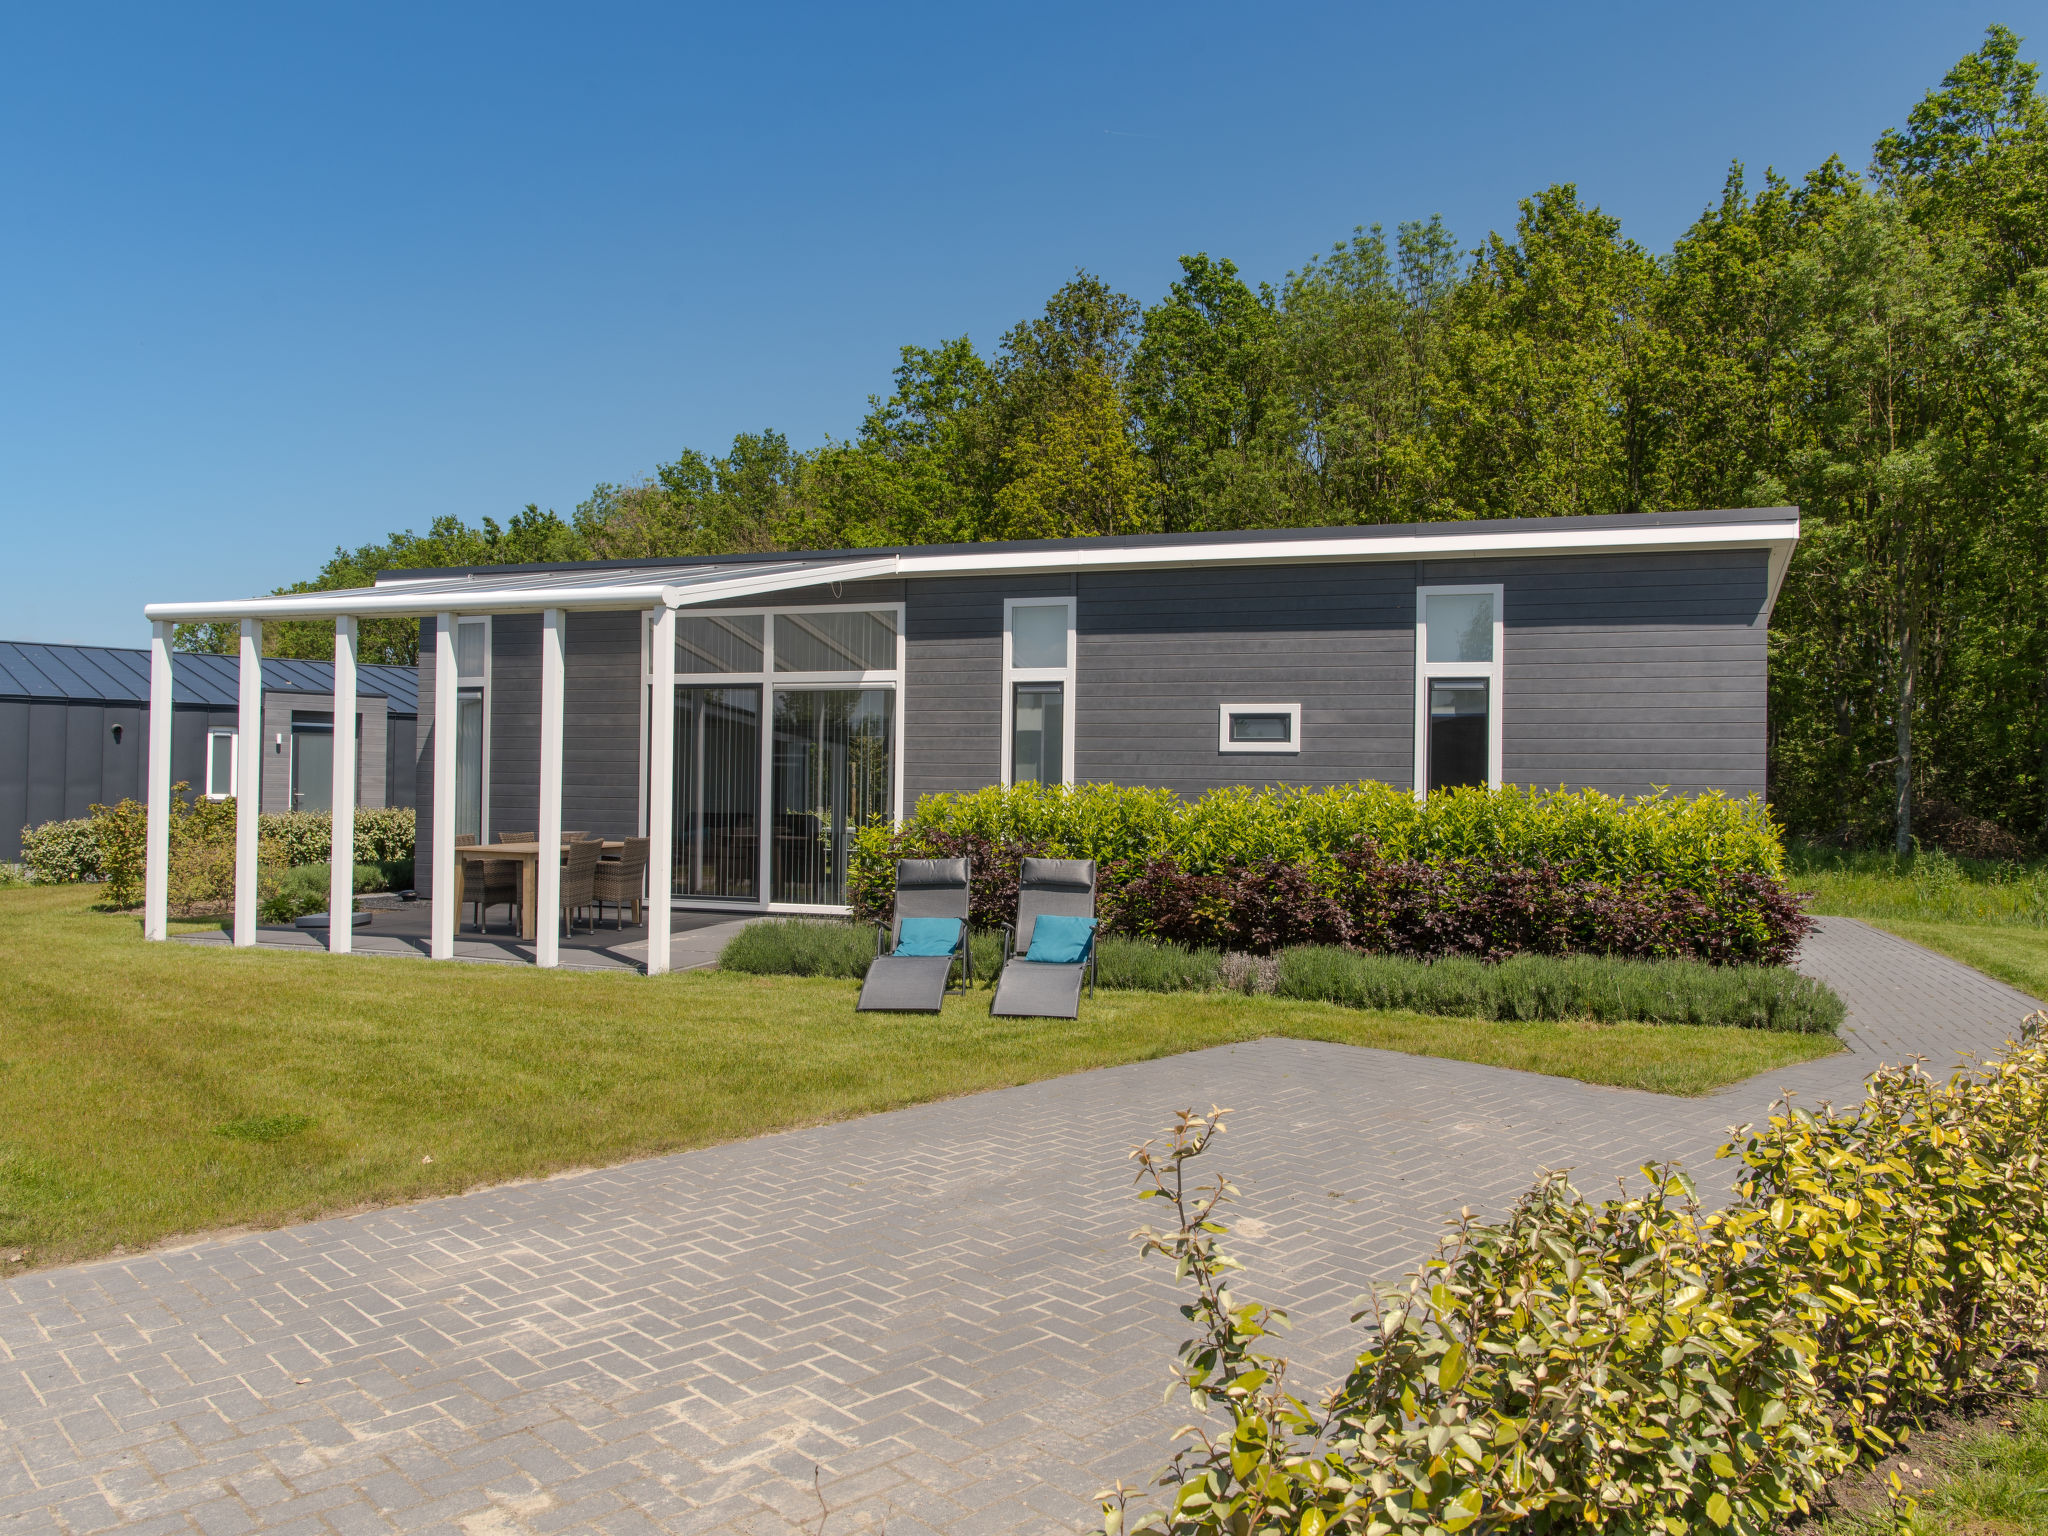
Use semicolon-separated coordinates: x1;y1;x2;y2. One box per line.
1425;550;1769;797
1075;563;1417;797
562;610;643;838
0;699;224;862
903;574;1068;800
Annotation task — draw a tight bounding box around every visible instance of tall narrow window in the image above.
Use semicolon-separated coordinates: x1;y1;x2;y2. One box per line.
674;685;761;901
1003;597;1075;785
205;729;237;799
1414;585;1503;798
1012;684;1064;785
453;618;489;839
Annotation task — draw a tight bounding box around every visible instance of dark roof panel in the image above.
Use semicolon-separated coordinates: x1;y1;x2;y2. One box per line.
0;643;418;713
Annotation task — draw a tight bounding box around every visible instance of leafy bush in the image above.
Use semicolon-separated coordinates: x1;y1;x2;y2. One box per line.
259;861;411;923
261;806;416;867
1100;1019;2048;1536
18;816;103;884
852;783;1805;966
1278;947;1844;1032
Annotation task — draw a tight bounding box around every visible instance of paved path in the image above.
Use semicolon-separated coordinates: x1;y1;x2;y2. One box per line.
1;920;2037;1536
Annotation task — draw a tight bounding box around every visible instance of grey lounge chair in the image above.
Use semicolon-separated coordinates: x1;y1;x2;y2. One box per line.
990;858;1098;1019
856;858;972;1013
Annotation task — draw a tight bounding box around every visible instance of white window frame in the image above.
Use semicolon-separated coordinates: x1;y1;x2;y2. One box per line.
1413;583;1504;799
1001;596;1076;787
644;601;907;913
205;728;238;799
454;616;491;840
1218;702;1301;754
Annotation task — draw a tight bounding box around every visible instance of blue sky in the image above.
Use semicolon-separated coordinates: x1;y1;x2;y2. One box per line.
2;2;2033;647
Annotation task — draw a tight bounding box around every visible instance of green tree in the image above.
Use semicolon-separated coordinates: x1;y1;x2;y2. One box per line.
990;365;1152;538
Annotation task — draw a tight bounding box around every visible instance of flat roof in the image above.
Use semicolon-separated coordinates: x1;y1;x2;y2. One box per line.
141;508;1799;624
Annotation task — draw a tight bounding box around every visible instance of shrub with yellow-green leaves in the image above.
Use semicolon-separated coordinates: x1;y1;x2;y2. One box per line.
1102;1019;2048;1536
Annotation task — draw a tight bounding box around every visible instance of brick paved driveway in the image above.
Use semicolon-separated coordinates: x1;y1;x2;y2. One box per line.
1;919;2037;1536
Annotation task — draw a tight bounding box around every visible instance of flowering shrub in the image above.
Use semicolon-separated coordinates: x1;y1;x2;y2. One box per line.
849;784;1807;965
1100;1017;2048;1536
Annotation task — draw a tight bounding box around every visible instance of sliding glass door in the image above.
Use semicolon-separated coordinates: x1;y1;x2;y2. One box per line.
770;689;893;906
673;686;761;901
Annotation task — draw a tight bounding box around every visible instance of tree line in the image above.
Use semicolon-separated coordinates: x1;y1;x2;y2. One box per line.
186;27;2048;851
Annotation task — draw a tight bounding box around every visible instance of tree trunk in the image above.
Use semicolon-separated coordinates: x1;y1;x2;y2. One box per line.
1895;612;1917;855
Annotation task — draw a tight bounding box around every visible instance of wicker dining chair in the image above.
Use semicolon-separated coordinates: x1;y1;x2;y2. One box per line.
559;836;602;936
591;837;649;927
457;833;521;933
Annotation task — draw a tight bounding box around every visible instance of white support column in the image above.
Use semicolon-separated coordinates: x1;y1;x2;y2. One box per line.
535;608;566;968
234;619;262;946
143;621;174;941
329;617;358;955
431;612;459;960
645;605;675;975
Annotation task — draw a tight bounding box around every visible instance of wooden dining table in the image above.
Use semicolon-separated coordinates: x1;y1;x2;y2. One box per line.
455;840;624;941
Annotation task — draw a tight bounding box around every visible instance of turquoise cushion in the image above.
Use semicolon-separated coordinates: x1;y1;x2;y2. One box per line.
894;917;962;957
1025;914;1096;964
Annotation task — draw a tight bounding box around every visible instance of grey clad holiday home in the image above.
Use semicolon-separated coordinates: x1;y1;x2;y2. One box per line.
137;506;1798;972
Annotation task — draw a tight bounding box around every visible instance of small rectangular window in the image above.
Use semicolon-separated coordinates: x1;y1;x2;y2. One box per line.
1427;680;1490;792
1012;683;1065;785
774;610;897;672
1218;703;1300;754
206;730;236;799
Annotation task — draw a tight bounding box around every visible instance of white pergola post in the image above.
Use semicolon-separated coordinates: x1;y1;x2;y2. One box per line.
143;621;174;941
645;605;675;975
536;608;566;968
234;619;262;945
329;617;358;955
431;612;458;960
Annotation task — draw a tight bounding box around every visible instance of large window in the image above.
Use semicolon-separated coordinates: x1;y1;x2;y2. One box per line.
453;618;489;840
1413;585;1503;797
651;603;903;909
1003;597;1075;785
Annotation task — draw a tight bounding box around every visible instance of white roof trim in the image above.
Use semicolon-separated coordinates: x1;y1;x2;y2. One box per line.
141;519;1797;623
142;558;900;624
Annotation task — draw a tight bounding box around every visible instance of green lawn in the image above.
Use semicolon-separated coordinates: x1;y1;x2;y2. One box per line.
1790;841;2048;1002
1821;1398;2048;1535
0;885;1837;1270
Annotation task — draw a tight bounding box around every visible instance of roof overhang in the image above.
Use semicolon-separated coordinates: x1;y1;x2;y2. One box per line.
142;513;1800;624
141;557;902;624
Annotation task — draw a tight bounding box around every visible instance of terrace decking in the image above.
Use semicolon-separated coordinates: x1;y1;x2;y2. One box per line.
171;903;755;973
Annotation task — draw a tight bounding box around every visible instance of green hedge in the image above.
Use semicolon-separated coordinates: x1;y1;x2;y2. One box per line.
849;781;1787;919
1105;1022;2048;1535
18;804;415;884
716;920;1842;1032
